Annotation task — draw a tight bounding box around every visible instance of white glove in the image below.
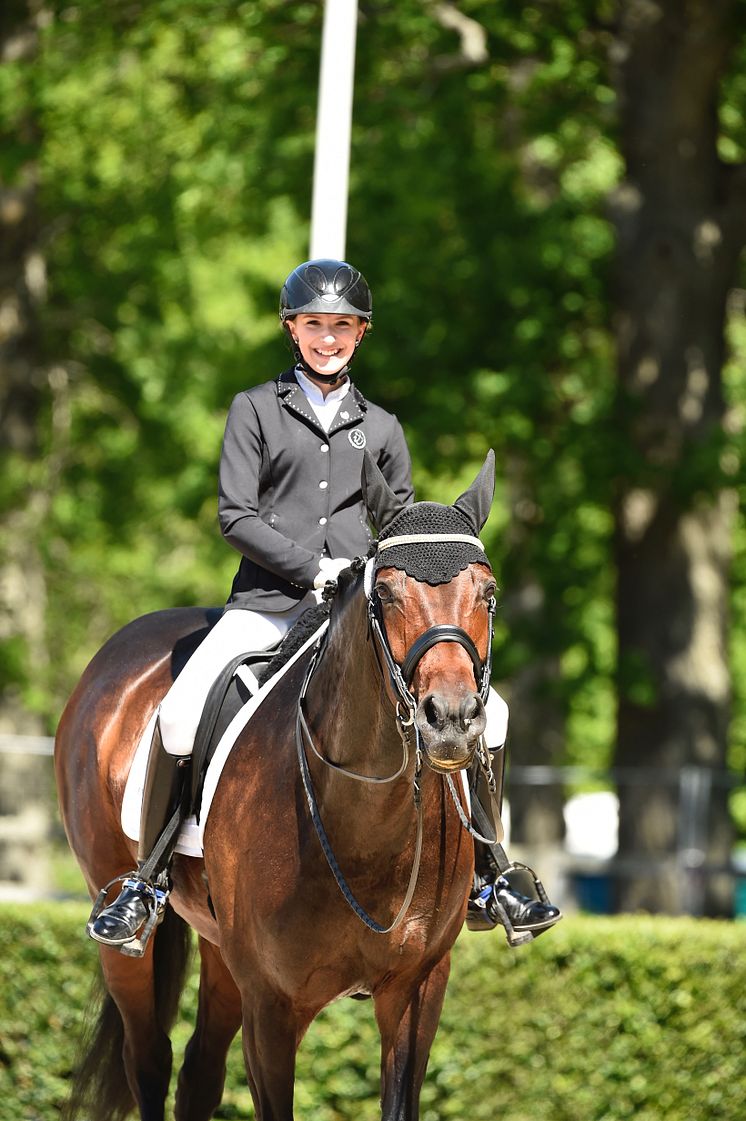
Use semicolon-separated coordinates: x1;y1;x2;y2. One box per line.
313;556;351;590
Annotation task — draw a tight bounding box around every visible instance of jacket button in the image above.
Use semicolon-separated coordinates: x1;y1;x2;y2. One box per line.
320;444;329;453
319;480;328;489
319;517;327;526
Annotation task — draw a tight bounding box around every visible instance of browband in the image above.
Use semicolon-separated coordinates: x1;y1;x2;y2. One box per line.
377;533;485;552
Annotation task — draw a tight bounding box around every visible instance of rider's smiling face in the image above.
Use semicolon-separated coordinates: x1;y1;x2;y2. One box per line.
289;313;367;378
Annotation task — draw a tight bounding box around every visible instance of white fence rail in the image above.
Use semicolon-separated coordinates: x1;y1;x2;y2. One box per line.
0;734;54;756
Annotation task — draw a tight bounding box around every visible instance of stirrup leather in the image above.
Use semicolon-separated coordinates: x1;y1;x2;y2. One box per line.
86;872;169;958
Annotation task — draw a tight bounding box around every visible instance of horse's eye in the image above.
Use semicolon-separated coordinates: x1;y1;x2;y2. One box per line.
483;581;497;601
375;583;394;603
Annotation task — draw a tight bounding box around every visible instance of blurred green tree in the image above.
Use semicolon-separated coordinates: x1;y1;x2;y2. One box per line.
0;0;48;732
350;2;619;851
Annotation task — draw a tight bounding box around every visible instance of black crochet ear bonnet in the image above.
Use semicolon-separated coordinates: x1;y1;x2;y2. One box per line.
374;502;491;586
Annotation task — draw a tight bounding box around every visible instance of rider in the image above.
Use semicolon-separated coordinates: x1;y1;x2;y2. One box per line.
87;258;560;953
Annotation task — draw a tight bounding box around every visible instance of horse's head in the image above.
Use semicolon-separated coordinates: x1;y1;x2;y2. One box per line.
362;451;497;774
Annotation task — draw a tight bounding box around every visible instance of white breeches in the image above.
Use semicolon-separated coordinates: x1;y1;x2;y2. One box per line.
159;601;510;757
159;599;314;756
485;688;509;752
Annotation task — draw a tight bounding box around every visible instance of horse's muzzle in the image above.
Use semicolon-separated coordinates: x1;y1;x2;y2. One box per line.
415;691;486;772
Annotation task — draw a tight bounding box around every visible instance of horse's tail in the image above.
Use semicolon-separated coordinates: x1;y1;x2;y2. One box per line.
63;906;192;1121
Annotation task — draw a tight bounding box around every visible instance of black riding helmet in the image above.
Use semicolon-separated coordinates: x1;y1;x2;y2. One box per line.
279;258;372;383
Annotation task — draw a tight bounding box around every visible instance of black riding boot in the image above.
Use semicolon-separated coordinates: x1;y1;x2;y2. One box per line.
87;718;190;956
466;744;561;945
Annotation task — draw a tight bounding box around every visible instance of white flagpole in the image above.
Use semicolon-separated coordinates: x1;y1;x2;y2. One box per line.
310;0;359;261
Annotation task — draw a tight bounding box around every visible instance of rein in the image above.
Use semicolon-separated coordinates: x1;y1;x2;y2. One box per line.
296;690;425;935
295;544;499;934
295;611;425;934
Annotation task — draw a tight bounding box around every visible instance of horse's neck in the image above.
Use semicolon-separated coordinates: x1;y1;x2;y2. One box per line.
304;585;408;794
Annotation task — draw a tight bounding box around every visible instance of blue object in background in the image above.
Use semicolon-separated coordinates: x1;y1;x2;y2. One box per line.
734;877;746;919
572;871;613;914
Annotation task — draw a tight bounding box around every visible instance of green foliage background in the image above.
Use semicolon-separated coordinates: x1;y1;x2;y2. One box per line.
2;904;745;1120
1;2;745;784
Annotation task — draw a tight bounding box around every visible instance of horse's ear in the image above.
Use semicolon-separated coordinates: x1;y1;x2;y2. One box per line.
453;450;496;531
361;451;407;533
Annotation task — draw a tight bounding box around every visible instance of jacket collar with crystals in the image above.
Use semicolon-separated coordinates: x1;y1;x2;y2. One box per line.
276;368;368;435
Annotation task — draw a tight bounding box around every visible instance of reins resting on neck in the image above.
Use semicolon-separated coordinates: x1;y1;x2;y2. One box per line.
295;692;424;935
297;631;413;786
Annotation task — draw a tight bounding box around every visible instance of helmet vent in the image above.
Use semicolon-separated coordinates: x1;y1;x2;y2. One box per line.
333;266;354;293
304;264;327;292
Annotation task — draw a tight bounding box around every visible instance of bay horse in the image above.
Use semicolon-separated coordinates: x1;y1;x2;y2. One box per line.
55;451;499;1121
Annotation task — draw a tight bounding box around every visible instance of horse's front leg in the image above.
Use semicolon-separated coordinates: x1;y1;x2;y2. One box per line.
174;936;243;1121
240;982;314;1121
374;954;452;1121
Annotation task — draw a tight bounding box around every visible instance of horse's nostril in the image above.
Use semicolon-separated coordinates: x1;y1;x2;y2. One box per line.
459;694;481;731
424;694;448;730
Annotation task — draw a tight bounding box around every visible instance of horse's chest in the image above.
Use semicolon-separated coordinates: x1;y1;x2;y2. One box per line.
392;915;434;954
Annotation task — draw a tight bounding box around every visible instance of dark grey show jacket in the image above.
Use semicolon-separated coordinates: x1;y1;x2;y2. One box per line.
218;369;414;611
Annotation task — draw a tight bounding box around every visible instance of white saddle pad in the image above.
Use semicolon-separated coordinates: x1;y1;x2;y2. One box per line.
121;621;329;857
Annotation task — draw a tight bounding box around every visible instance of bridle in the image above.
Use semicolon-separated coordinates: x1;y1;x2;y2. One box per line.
295;537;499;934
366;534;496;725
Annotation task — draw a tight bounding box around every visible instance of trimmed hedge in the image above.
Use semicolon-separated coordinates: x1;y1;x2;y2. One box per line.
2;904;745;1120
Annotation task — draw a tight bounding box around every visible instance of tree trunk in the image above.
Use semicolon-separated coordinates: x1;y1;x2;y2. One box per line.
0;1;48;734
500;457;566;863
611;0;745;914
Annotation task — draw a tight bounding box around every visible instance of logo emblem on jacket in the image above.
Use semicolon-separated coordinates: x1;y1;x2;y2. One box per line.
348;428;366;449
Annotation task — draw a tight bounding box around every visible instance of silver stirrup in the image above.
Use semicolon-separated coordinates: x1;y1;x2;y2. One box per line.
86;872;169;958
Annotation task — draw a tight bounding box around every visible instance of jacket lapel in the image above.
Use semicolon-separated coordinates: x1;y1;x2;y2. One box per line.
276;370;326;435
276;371;369;436
327;385;367;435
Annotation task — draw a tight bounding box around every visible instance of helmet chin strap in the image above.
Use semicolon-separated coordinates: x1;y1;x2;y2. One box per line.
297;362;349;385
